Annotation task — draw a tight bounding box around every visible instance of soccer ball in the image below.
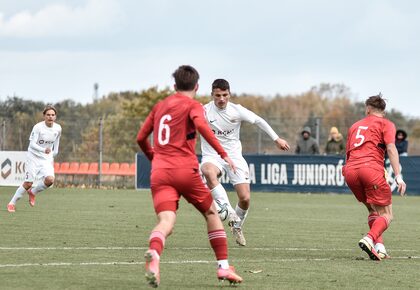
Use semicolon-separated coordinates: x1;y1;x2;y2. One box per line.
214;199;229;221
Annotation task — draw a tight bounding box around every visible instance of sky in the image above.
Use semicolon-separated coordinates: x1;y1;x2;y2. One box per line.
0;0;419;117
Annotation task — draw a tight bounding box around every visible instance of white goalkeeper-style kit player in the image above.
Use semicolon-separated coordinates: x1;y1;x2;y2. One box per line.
7;105;62;213
200;79;290;246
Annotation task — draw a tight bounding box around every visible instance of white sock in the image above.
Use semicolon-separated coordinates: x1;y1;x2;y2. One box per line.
375;243;386;252
211;184;234;212
218;259;229;270
235;204;249;228
31;182;48;195
10;185;27;204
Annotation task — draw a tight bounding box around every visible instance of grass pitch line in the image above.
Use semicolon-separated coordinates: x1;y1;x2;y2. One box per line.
0;261;210;268
0;262;143;268
0;247;145;251
0;246;417;253
1;256;420;268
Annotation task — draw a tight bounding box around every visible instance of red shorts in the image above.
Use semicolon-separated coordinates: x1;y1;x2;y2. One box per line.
343;166;391;206
150;168;213;214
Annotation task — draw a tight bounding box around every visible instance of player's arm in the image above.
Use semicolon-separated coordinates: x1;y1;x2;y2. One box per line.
52;129;61;157
386;143;406;196
28;126;48;153
239;106;290;151
384;122;406;195
136;110;155;161
255;116;290;151
190;104;236;172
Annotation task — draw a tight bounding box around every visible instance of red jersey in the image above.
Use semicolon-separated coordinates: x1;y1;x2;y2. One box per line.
137;93;227;169
345;115;396;171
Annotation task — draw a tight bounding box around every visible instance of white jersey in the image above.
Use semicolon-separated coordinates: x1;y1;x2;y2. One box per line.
27;121;62;160
200;101;279;157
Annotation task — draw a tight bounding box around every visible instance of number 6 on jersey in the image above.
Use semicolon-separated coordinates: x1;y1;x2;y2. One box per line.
158;114;172;145
354;126;368;147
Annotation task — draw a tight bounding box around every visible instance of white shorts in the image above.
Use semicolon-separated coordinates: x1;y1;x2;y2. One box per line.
200;155;250;185
25;153;54;182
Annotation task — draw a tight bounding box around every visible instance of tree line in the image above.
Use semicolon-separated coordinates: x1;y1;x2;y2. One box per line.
1;83;419;162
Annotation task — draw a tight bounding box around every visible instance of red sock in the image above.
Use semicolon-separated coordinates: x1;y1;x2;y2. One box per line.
375;235;384;244
367;216;389;242
208;230;228;260
367;212;379;228
149;231;166;256
367;213;384;244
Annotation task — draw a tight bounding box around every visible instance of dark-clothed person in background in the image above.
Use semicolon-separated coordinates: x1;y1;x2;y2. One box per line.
295;126;320;155
395;129;408;156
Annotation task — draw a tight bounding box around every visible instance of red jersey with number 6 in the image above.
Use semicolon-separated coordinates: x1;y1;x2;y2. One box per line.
137;92;227;169
345;115;396;171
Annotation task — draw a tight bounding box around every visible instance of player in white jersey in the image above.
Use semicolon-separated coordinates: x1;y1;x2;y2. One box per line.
7;105;62;213
200;79;290;246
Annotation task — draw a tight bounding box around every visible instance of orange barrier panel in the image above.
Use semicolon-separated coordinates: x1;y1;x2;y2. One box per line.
118;163;136;176
77;162;89;175
54;162;61;173
56;162;136;176
100;162;110;175
129;163;136;176
67;162;80;174
117;163;130;176
106;162;120;175
87;162;99;175
59;162;70;174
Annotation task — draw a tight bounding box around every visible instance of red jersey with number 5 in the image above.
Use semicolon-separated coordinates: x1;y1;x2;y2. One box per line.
345;115;396;171
137;93;227;169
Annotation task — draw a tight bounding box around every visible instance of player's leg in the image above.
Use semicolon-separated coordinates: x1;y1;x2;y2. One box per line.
358;167;393;260
145;210;176;288
149;210;177;254
230;183;249;246
364;203;388;258
29;159;56;206
7;181;32;212
8;158;35;212
229;156;251;246
182;169;242;284
145;169;179;288
359;203;392;261
343;166;381;260
31;175;54;194
374;169;392;258
366;203;392;258
200;159;238;224
233;183;250;226
28;175;54;207
203;203;242;284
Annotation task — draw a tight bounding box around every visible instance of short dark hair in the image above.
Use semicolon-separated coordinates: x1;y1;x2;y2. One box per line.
172;65;199;91
365;93;386;111
43;105;57;115
212;79;230;92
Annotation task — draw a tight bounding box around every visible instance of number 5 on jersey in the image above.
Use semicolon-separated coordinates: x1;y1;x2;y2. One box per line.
158;114;172;145
354;126;368;147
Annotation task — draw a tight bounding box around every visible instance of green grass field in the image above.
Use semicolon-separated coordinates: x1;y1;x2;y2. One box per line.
1;187;419;290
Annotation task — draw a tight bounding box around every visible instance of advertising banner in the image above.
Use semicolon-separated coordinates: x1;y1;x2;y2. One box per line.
136;154;420;195
0;151;27;186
